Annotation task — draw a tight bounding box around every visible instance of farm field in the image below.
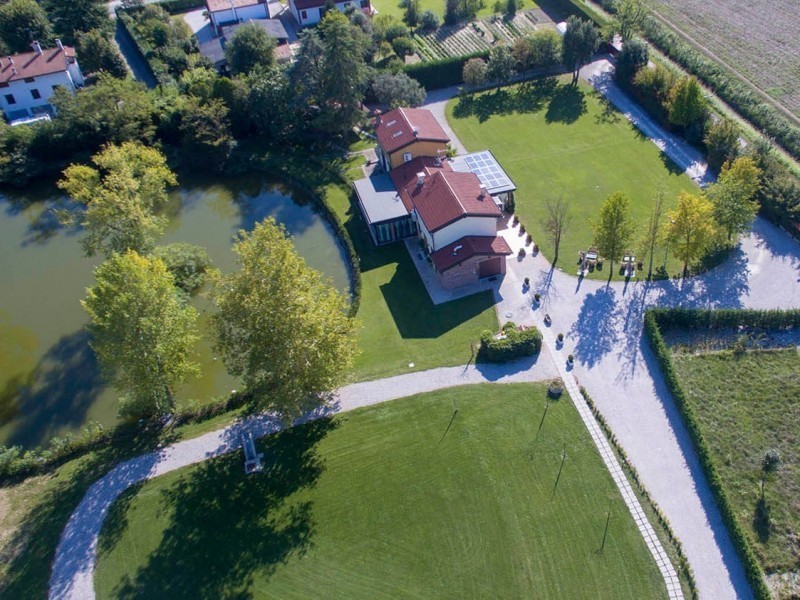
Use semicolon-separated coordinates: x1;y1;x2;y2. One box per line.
650;0;800;118
94;383;668;599
447;76;697;278
670;346;800;589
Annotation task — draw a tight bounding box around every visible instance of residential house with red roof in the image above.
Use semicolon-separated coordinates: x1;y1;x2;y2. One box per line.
354;107;516;291
375;107;450;171
0;41;84;123
288;0;371;27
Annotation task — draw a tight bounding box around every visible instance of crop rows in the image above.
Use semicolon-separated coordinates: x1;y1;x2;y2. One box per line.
414;10;539;61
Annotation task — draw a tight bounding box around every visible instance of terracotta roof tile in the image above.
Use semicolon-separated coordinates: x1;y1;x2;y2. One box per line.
375;107;449;155
431;236;512;272
0;46;76;84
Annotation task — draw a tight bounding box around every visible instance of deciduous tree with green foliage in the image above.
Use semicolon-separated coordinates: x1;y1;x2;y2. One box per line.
371;72;425;108
615;36;648;82
562;16;599;85
76;29;128;78
614;0;649;41
45;0;109;45
638;185;665;277
592;191;635;273
403;0;421;27
707;156;762;240
0;0;52;53
247;65;298;140
83;250;199;418
668;76;707;129
178;97;234;172
225;22;276;75
664;191;718;275
58;142;177;257
153;243;214;295
512;29;562;73
462;57;487;87
704;119;741;173
211;218;357;419
487;44;515;88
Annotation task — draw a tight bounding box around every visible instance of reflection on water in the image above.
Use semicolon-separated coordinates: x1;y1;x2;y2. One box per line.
0;173;350;448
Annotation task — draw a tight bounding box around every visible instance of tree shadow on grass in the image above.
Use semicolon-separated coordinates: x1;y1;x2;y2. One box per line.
109;418;335;599
379;261;495;339
451;77;559;123
594;97;621;126
545;85;587;125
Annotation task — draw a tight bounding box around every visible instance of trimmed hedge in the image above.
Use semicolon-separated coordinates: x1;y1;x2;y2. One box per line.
156;0;206;14
404;50;489;90
644;308;780;599
478;321;542;362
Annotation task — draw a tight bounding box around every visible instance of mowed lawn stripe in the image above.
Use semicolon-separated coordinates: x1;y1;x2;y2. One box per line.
95;384;667;599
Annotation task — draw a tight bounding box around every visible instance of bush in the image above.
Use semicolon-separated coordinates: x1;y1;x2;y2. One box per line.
615;36;648;82
478;322;543;362
644;308;774;599
391;36;415;59
157;0;206;13
704;119;741;173
462;57;488;87
153;242;214;294
419;9;440;31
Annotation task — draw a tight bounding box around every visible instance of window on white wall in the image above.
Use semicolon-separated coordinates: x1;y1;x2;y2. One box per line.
4;94;15;105
403;152;412;162
31;89;41;100
301;9;307;19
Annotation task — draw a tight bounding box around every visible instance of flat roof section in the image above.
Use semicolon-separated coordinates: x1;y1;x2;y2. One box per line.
353;174;410;225
450;150;517;195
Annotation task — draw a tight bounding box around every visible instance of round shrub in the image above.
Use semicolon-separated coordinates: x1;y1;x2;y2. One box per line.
420;10;440;31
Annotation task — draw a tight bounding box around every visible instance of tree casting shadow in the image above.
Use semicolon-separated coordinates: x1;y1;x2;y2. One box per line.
108;418;336;599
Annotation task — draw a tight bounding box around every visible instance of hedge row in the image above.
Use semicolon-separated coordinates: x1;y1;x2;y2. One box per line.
650;307;800;331
156;0;207;14
643;309;773;599
404;50;489;90
478;322;542;362
0;391;251;482
579;386;697;597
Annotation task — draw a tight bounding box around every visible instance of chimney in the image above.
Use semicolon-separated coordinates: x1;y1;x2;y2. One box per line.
412;126;419;138
12;67;17;76
56;38;64;51
8;57;13;65
416;172;426;187
479;184;488;198
31;40;42;55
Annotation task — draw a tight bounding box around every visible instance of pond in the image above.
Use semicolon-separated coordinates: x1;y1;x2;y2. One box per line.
0;173;350;449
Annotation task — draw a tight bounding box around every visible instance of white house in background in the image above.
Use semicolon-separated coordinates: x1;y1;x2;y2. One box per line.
0;40;84;123
205;0;269;32
288;0;371;28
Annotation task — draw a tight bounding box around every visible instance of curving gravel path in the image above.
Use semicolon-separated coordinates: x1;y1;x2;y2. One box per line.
49;359;561;600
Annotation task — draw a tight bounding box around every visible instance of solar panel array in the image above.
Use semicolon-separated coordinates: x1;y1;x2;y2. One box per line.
463;152;511;190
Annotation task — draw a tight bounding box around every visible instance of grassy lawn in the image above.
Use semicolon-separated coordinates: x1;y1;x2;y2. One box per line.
370;0;538;22
95;383;667;599
447;77;699;279
258;148;498;382
670;348;800;576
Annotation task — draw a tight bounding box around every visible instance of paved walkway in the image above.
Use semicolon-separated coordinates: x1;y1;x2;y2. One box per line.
49;359;560;600
425;59;800;598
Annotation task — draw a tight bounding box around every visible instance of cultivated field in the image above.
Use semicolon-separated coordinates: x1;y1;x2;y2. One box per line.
650;0;800;118
94;384;668;599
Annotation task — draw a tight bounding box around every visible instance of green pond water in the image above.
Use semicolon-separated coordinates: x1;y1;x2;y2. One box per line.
0;173;350;449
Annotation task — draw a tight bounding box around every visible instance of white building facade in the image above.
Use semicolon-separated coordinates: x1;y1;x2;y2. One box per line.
0;41;84;122
206;0;269;30
289;0;370;27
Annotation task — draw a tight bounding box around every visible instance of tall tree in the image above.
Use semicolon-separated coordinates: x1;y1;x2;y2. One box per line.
544;195;571;261
562;16;599;85
486;43;515;88
513;29;561;73
462;57;487;87
76;29;128;78
211;218;357;419
316;11;369;135
225;22;276;75
592;191;635;274
615;0;649;41
247;65;297;140
706;156;762;240
638;185;665;277
404;0;421;27
0;0;53;53
290;29;325;110
615;36;648;82
704;119;741;173
371;72;426;108
58;142;177;257
83;250;199;418
668;76;707;128
178;97;234;172
663;191;718;275
45;0;109;45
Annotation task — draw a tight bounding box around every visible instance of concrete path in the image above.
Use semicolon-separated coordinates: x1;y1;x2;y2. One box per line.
49;359;560;600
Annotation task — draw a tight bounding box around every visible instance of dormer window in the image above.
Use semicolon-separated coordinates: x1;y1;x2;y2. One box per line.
386;119;397;126
392;131;403;138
